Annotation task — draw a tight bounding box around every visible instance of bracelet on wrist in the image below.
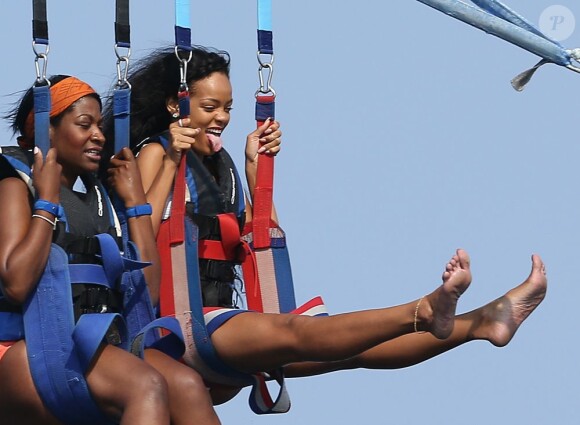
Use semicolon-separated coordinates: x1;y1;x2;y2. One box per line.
32;213;57;230
34;199;62;217
125;203;153;218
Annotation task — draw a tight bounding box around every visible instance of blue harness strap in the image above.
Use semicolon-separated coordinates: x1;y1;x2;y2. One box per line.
23;244;118;425
31;0;51;156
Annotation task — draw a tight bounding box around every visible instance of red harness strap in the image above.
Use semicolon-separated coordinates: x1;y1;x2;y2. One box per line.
158;155;188;318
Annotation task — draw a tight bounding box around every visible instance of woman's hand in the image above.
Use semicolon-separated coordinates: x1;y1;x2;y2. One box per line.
245;118;281;164
107;147;147;207
32;147;61;203
166;118;200;165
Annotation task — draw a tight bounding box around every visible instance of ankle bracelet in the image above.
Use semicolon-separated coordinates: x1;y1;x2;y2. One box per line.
414;296;425;333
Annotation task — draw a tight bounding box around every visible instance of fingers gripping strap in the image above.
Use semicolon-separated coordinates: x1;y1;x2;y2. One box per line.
23;244;112;425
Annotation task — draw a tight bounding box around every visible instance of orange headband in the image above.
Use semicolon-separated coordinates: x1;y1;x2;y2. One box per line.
22;76;97;142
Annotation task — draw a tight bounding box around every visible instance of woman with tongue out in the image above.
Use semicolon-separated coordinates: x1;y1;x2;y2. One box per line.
103;46;547;408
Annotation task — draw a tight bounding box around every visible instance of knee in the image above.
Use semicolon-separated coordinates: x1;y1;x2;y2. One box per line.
170;368;207;396
132;367;169;404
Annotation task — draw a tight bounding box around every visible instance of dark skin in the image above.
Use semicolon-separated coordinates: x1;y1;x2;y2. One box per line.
0;96;175;425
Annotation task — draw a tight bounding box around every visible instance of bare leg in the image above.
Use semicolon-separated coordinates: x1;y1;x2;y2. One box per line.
0;340;171;425
85;345;170;425
211;249;471;373
144;348;221;425
285;253;547;377
0;341;61;425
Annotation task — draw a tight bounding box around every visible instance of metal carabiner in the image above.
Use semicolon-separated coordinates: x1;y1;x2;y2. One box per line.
32;41;50;85
257;50;275;67
114;44;132;89
174;46;193;86
255;62;276;97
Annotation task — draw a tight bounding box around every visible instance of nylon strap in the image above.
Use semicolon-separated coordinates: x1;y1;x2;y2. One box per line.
115;0;130;48
24;245;115;425
32;0;50;156
32;0;48;44
113;88;131;154
252;96;275;249
175;0;192;51
257;0;273;54
113;0;131;155
33;85;50;156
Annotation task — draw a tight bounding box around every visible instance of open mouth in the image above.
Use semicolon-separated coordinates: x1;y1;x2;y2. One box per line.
206;128;223;152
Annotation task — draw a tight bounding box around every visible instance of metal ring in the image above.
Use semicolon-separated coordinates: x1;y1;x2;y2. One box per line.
178;119;183;127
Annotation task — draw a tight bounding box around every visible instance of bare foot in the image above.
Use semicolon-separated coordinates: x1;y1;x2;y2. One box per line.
418;249;472;339
471;254;547;347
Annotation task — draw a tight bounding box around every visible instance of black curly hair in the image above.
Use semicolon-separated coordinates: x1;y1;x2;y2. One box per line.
101;45;230;163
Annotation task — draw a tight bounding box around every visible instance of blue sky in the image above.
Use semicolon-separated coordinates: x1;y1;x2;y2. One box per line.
1;1;578;424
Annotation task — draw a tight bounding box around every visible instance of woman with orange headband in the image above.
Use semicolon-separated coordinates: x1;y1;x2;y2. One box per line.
0;75;220;425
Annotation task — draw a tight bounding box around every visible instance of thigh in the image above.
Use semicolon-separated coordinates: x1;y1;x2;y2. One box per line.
85;344;166;420
0;340;61;425
210;311;306;372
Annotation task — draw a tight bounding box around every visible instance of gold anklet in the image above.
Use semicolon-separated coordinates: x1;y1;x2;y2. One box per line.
414;296;425;333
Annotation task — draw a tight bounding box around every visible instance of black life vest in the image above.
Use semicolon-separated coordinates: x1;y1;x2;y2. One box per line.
138;132;245;307
0;146;123;318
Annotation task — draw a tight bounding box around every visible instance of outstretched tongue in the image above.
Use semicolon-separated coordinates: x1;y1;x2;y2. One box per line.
206;133;223;152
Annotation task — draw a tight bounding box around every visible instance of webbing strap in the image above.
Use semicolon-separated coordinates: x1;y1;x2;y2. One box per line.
175;0;192;51
32;0;50;156
32;0;48;44
24;245;114;425
113;0;131;155
130;315;185;361
115;0;130;48
73;313;128;373
198;213;241;260
252;96;275;249
257;0;273;54
113;88;131;154
171;155;187;244
33;85;50;156
0;312;25;340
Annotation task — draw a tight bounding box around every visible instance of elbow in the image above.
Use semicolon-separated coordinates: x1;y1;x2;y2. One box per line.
1;285;28;305
0;274;32;305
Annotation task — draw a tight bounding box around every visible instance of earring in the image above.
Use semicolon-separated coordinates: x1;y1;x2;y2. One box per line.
172;112;179;119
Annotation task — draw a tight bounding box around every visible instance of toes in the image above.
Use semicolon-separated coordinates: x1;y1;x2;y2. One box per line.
456;249;471;269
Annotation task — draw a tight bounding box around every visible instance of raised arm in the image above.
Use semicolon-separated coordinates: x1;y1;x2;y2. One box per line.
106;147;162;304
135;120;200;235
0;148;61;304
